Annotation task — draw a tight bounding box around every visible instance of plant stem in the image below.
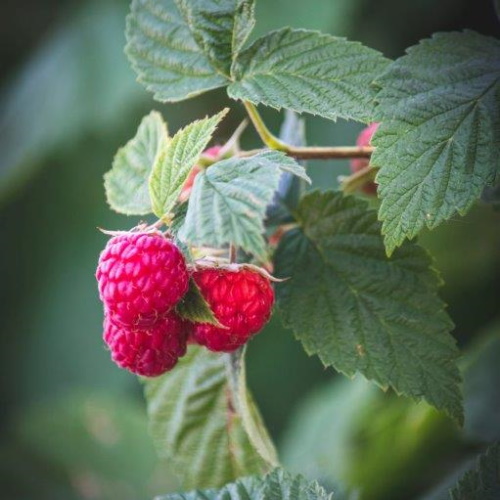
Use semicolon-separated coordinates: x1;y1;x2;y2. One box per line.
243;101;374;160
341;165;379;194
229;244;237;263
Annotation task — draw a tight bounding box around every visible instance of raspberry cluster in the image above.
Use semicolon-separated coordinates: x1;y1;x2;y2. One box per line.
96;232;191;377
96;233;275;377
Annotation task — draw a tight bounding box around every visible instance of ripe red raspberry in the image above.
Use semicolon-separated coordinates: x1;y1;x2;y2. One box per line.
96;232;189;326
103;313;191;377
179;145;223;203
192;265;275;352
350;122;379;196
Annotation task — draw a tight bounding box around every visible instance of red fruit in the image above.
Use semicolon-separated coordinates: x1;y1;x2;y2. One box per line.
103;313;191;377
96;232;189;326
192;266;275;352
179;145;223;203
350;122;379;196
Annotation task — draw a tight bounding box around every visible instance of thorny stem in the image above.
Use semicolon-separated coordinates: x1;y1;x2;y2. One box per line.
243;101;374;160
341;165;379;194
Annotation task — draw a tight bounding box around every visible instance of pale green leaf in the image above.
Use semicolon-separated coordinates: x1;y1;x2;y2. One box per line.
175;278;221;325
228;28;389;122
176;0;255;76
149;109;227;218
274;191;462;422
226;348;278;467
126;0;253;101
144;346;272;489
104;111;167;215
450;443;500;500
156;468;332;500
178;151;309;260
372;31;500;254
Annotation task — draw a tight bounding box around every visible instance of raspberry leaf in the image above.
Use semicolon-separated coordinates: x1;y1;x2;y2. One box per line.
177;0;255;76
143;346;275;489
126;0;254;101
228;28;389;123
372;31;500;255
450;442;500;500
149;109;228;219
274;191;463;422
226;348;279;467
104;111;168;215
156;468;332;500
175;278;221;326
179;151;310;260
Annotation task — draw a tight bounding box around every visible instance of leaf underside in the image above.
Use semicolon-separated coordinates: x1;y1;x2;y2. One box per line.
144;346;270;490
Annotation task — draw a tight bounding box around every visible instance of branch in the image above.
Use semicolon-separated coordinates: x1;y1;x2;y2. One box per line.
243;101;374;160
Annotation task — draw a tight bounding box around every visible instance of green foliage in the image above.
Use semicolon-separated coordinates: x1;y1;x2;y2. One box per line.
176;0;255;76
105;111;168;215
175;278;221;325
149;109;228;218
450;443;500;500
126;0;229;101
274;191;462;421
373;31;500;254
143;346;274;490
178;151;309;260
156;468;332;499
229;28;389;122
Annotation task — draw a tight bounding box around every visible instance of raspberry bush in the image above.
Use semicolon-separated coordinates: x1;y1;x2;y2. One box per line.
95;0;500;498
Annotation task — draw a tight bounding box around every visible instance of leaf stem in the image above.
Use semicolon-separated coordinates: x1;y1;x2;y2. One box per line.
229;244;237;263
243;101;374;160
341;165;379;194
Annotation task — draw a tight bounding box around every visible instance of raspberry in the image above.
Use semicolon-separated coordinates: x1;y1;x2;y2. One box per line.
96;232;189;326
192;265;275;352
103;313;191;377
350;122;379;196
179;145;223;203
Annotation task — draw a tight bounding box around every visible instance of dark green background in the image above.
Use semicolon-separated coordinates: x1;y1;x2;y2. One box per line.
0;0;499;498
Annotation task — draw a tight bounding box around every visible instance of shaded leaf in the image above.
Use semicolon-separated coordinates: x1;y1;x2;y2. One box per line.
175;278;220;325
144;346;272;489
274;191;462;421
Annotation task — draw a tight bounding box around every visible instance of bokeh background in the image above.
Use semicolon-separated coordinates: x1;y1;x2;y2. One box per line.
1;0;499;499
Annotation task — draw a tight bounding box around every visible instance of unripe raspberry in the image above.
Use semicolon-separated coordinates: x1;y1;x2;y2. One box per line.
350;122;379;196
179;145;223;203
192;265;275;352
103;313;190;377
96;232;189;326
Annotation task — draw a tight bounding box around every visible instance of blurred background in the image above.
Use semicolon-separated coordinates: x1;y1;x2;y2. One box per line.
0;0;499;499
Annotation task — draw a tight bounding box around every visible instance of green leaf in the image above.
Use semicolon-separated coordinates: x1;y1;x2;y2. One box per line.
104;111;167;215
226;348;278;468
372;31;500;254
126;0;254;101
156;468;332;500
274;191;462;422
176;0;255;76
175;278;220;325
450;443;500;500
228;28;389;122
179;151;309;260
143;346;272;489
149;109;228;218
